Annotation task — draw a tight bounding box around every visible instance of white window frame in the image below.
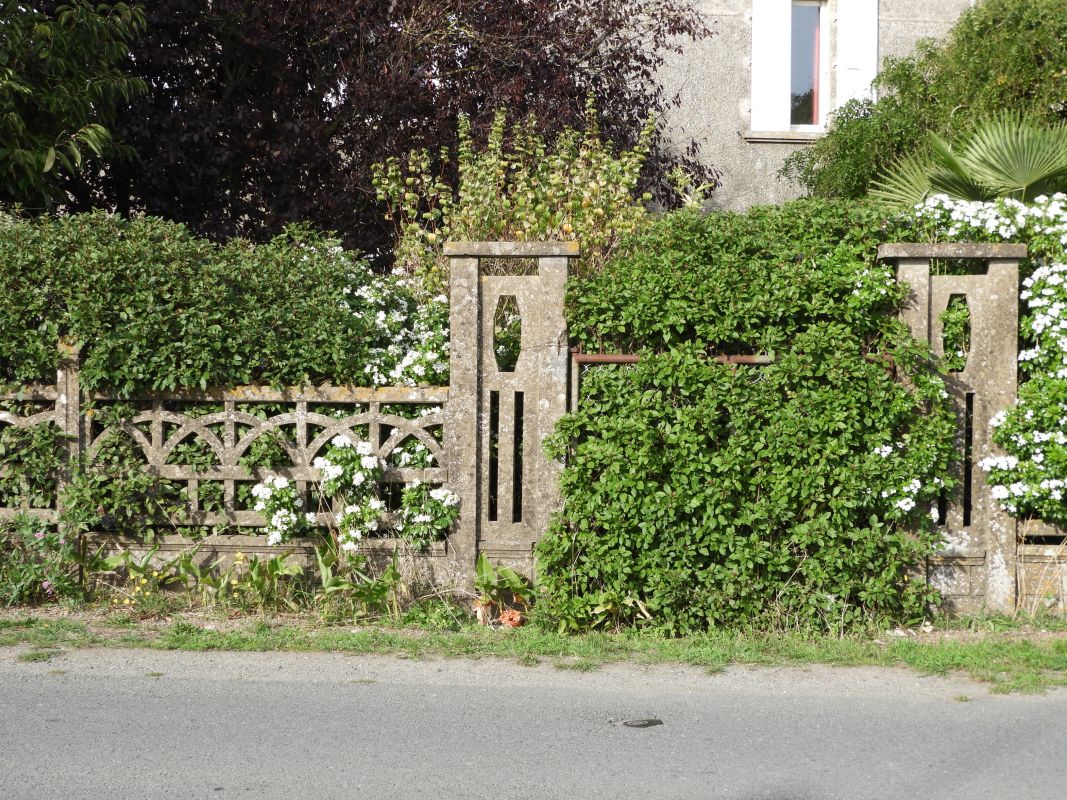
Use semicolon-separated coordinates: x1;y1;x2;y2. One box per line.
788;0;830;132
749;0;879;137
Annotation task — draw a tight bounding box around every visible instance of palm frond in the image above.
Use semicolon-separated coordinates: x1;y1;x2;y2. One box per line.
927;166;996;202
870;152;935;207
958;112;1067;200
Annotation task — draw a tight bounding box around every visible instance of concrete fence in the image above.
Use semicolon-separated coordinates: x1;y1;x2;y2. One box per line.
0;242;578;585
1;240;1061;609
879;242;1064;614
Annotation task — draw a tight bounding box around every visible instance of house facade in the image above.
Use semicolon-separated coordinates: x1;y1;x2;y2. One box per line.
662;0;974;209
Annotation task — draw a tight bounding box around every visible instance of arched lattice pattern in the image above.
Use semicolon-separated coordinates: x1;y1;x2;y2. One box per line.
1;383;447;529
82;390;447;527
0;387;63;522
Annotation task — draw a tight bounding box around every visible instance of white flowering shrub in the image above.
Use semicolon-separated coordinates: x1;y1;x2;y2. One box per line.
397;483;460;552
981;261;1067;522
337;497;387;553
906;194;1067;526
391;438;435;469
253;434;459;552
910;194;1067;247
388;437;459;551
869;440;948;525
313;435;386;552
314;435;385;499
250;476;315;546
348;271;449;387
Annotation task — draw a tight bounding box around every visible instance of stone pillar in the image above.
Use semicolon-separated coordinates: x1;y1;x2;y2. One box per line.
880;243;1025;613
54;340;81;524
444;254;481;585
443;241;579;579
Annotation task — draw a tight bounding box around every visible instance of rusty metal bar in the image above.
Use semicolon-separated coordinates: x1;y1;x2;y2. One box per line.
570;351;775;365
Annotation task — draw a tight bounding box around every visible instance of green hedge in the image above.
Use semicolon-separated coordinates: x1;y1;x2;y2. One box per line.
538;202;957;633
0;211;429;393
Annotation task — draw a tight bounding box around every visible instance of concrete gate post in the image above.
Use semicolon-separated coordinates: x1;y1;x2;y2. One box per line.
444;241;579;582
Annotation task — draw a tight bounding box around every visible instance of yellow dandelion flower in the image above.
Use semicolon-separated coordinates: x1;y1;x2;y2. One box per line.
140;578;148;585
123;598;132;605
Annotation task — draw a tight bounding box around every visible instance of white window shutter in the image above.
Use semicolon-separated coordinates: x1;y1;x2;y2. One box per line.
750;0;792;131
836;0;879;106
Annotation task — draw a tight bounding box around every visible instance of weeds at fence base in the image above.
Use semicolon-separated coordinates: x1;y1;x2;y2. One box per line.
3;608;1067;694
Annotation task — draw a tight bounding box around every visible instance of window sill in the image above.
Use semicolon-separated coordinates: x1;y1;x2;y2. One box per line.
743;131;823;144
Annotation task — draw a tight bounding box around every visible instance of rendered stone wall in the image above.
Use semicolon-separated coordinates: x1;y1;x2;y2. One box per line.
656;0;971;211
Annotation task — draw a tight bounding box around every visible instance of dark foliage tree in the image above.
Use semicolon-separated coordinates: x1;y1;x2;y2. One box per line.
81;0;714;254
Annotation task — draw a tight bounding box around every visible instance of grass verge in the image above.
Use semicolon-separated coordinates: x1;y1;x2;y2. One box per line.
3;614;1067;694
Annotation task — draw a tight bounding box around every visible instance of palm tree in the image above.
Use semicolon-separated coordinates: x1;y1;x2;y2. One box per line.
871;112;1067;206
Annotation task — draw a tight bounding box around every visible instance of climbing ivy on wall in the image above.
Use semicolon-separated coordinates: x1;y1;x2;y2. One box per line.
538;201;958;633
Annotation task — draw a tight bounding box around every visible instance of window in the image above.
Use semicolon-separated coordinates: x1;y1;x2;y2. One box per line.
749;0;879;136
790;2;822;126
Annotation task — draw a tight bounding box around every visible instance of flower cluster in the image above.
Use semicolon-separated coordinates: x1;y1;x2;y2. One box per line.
911;193;1067;248
905;194;1067;526
313;435;385;499
850;264;897;300
347;270;449;387
397;482;460;552
393;439;435;469
1019;262;1067;380
313;435;387;552
337;497;386;552
980;391;1067;522
250;476;315;546
878;471;945;522
251;435;460;554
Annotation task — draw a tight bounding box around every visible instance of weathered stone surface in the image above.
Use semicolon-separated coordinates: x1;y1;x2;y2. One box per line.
877;243;1027;260
443;241;580;258
884;243;1022;612
444;255;482;586
927;554;988;615
448;243;577;580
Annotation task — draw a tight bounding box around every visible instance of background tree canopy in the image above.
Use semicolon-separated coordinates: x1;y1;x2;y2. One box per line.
72;0;715;255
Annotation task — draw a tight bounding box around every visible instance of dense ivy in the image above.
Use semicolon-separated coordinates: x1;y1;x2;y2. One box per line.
539;202;957;633
570;200;903;353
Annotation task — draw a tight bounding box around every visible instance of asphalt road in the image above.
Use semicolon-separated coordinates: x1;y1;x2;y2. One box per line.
1;646;1064;800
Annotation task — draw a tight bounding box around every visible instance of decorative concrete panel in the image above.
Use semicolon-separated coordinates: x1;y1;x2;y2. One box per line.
2;243;581;587
444;242;577;576
880;243;1025;612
